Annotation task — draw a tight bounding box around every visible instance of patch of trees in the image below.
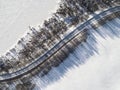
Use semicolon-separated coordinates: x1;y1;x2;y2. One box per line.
0;0;118;75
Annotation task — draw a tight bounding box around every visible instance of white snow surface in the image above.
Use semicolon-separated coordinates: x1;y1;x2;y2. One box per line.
44;18;120;90
45;38;120;90
0;1;120;90
0;0;59;55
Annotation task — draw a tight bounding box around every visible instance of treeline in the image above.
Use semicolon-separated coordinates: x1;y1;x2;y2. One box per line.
0;0;118;74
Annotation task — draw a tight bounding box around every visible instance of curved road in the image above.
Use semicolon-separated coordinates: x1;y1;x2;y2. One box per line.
0;6;120;82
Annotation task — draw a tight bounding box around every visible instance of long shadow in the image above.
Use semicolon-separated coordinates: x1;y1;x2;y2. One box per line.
31;17;120;90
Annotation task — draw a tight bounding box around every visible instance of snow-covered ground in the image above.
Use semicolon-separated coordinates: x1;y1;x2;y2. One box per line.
43;18;120;90
1;1;120;90
0;0;60;56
